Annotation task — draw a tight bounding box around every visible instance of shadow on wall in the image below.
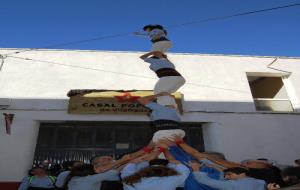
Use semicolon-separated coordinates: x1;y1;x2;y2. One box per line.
2;97;298;118
2;97;259;112
183;100;256;113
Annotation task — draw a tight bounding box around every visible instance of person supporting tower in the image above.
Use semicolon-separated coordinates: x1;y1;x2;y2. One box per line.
137;92;185;142
140;51;185;105
134;24;172;53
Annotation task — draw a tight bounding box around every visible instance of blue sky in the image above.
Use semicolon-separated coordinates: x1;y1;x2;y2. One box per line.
1;0;300;56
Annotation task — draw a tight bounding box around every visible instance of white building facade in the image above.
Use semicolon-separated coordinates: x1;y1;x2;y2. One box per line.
0;48;300;184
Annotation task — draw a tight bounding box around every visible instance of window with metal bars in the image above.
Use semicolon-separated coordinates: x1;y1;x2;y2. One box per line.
33;121;204;166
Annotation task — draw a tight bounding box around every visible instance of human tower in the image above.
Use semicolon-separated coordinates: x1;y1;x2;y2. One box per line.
134;24;186;142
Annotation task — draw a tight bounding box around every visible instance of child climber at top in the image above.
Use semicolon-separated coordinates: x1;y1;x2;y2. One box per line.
134;24;173;53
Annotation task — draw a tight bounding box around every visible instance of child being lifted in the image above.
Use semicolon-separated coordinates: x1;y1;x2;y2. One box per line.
134;24;172;53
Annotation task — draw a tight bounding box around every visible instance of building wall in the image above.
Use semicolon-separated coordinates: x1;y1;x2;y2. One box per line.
0;49;300;181
1;105;299;181
1;49;300;110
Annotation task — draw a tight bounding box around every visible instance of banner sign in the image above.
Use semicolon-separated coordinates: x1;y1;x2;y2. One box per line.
67;90;183;114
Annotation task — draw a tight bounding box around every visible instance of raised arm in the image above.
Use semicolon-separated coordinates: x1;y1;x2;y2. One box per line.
188;162;232;189
173;135;243;168
173;135;207;160
121;149;160;179
203;163;225;172
140;52;155;60
142;148;161;161
140;51;167;60
125;140;155;160
164;150;176;161
94;141;155;173
203;157;243;169
157;139;176;161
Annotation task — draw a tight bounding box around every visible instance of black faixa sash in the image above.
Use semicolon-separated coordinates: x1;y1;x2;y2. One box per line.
152;120;181;131
151;37;170;43
155;68;182;78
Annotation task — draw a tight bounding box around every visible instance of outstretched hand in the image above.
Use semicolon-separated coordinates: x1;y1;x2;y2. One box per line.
144;149;160;161
157;138;175;148
171;134;184;143
267;183;280;190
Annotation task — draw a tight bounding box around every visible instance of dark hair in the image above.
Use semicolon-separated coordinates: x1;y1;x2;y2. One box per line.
153;25;164;30
149;159;169;166
143;24;164;31
149;56;159;59
65;164;95;188
62;161;75;170
49;163;62;176
123;165;179;186
257;158;269;161
143;25;154;31
70;164;94;177
224;167;249;175
28;167;47;176
30;167;46;172
282;167;300;178
282;167;300;186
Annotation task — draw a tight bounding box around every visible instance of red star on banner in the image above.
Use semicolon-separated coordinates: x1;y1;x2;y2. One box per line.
114;92;140;102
